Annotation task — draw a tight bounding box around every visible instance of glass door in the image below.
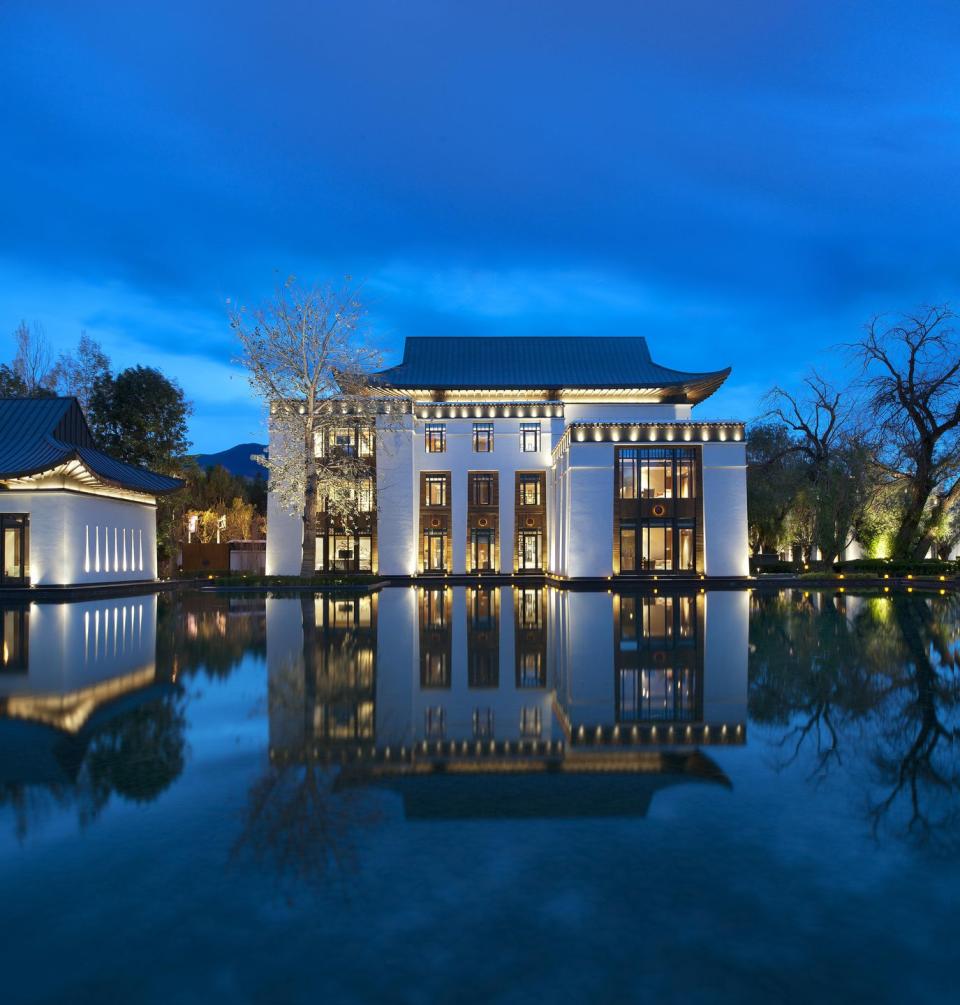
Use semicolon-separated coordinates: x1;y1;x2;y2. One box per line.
424;531;446;572
518;531;541;571
472;529;493;571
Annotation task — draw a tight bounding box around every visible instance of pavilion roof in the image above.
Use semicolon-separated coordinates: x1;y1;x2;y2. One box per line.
0;397;183;496
369;336;730;402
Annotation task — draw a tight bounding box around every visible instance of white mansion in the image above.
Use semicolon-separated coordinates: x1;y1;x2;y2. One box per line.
266;336;749;579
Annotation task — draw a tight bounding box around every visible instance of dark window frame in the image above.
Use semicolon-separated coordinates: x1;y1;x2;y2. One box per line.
472;422;494;453
425;423;446;453
520;422;541;453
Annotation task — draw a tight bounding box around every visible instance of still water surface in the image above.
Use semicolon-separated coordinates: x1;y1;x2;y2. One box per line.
1;586;958;1003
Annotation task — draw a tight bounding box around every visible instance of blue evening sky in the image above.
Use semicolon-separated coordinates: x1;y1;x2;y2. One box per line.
1;1;958;451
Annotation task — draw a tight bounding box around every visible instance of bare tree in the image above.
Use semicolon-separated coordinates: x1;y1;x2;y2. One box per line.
231;278;384;576
764;373;873;562
12;320;60;394
852;306;960;559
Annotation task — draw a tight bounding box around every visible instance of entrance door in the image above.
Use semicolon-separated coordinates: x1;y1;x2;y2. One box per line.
518;531;541;572
472;529;493;571
424;532;446;572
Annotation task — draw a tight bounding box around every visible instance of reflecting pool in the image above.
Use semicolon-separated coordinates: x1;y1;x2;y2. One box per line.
1;587;958;1002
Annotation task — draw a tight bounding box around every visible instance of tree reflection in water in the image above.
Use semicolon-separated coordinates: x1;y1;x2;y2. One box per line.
750;590;960;848
0;689;187;839
232;596;381;895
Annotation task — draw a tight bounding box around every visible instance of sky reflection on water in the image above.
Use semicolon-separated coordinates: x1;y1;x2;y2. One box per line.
0;586;958;1003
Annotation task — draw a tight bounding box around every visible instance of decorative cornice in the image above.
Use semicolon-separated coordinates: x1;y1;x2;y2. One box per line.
553;421;746;460
412;402;564;420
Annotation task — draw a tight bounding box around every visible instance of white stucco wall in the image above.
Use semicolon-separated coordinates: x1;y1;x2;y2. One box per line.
701;442;749;577
563;442;615;578
376;416;416;576
0;490;158;585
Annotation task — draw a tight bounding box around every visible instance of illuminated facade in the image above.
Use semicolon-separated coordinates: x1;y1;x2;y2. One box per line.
0;398;182;586
267;336;749;578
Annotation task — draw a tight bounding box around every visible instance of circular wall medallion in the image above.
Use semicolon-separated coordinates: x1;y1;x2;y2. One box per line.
431;517;440;528
478;517;488;528
652;503;666;517
525;517;535;528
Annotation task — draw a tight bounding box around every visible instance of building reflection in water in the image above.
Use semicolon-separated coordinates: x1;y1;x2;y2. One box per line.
267;586;748;819
0;596;186;833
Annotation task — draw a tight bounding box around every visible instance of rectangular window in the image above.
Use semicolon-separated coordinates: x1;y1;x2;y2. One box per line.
472;474;494;506
329;427;356;455
619;451;637;499
677;456;695;498
472;422;494;452
520;422;540;453
358;477;374;512
641;456;673;499
425;423;446;453
358;426;374;458
519;475;541;506
425;475;447;507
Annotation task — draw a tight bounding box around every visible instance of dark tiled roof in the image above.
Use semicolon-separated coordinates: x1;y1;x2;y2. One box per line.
369;336;731;401
0;397;183;495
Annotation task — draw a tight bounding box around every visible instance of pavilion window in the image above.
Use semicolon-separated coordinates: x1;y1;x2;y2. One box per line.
520;422;541;452
425;423;446;453
472;422;494;452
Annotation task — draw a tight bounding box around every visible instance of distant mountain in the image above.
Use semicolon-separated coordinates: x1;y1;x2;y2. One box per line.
193;442;267;480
